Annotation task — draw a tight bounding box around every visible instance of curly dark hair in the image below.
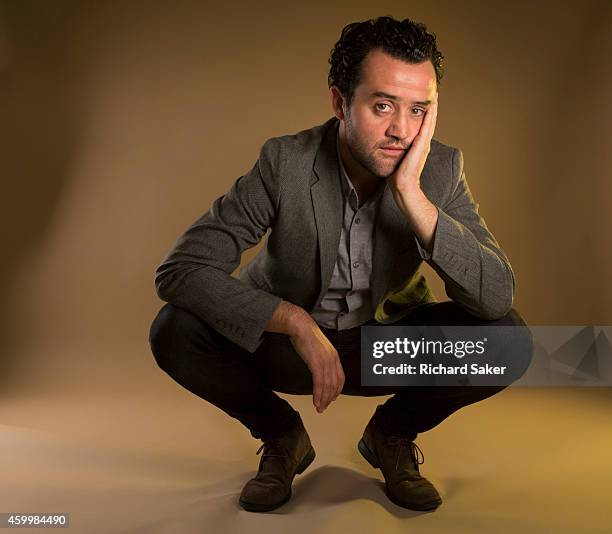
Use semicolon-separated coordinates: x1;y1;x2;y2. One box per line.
328;16;444;105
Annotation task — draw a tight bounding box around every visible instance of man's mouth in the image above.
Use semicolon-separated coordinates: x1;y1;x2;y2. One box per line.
379;146;406;156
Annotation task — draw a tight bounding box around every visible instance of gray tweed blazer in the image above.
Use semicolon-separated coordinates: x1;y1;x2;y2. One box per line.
154;117;515;353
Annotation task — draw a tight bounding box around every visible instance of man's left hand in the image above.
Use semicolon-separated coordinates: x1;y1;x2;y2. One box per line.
386;97;439;252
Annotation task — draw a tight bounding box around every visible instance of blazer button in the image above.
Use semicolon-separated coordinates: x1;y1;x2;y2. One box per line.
353;261;360;268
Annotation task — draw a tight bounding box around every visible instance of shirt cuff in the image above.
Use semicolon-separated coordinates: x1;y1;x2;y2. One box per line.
414;235;432;260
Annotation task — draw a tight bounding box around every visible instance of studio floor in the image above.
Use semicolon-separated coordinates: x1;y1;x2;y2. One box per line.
1;345;611;534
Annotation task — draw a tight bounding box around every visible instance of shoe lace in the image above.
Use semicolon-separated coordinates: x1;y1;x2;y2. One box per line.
255;439;286;469
387;436;425;471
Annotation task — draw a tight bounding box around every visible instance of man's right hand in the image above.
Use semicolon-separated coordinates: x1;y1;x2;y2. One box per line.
289;325;345;413
265;300;345;413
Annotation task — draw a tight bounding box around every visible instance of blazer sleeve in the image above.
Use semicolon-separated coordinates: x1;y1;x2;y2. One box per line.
154;138;283;353
425;148;516;319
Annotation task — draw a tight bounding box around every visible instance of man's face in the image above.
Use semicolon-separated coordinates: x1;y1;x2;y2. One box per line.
336;48;438;179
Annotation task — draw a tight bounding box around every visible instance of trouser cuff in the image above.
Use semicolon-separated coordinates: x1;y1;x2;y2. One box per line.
249;409;303;441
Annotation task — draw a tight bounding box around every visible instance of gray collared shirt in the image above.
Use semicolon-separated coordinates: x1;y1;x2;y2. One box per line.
310;131;386;330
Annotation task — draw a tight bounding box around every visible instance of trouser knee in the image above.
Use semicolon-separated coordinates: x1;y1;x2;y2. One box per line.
439;304;533;382
411;303;534;384
489;307;534;382
148;302;211;372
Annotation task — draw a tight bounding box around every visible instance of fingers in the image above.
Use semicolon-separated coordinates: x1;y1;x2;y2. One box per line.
428;98;438;138
420;97;438;145
393;98;438;184
331;359;345;401
315;367;333;413
313;373;323;411
312;367;328;413
313;354;345;413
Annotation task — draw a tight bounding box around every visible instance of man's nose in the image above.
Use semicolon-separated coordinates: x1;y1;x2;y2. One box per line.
385;112;414;144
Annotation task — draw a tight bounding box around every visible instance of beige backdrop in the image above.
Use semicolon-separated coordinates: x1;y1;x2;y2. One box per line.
1;1;611;533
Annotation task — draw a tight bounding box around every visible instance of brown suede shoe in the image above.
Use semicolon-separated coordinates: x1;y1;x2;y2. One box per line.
239;419;315;512
358;405;442;511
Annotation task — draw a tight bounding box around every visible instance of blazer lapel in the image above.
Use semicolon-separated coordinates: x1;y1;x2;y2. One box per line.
311;121;344;308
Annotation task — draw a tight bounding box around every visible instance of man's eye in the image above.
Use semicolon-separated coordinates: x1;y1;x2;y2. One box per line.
411;108;425;116
375;103;392;112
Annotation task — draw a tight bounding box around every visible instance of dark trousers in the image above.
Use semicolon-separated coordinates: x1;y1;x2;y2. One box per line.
148;301;531;441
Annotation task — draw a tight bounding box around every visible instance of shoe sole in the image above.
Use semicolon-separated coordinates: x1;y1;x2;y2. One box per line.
357;438;441;512
239;446;316;513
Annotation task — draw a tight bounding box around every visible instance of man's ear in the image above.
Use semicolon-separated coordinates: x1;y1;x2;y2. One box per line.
330;86;346;121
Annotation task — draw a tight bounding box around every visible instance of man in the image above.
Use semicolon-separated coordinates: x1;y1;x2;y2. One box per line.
149;16;531;513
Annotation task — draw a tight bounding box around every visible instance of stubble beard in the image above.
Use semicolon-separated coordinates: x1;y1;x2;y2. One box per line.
344;113;400;180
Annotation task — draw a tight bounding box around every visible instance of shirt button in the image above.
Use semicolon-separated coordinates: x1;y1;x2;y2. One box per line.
355;217;361;224
353;261;360;268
